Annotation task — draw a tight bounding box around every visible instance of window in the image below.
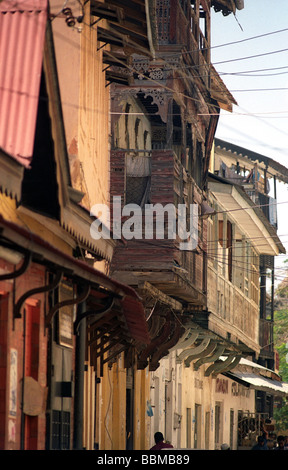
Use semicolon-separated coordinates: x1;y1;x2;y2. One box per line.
194;404;202;449
144;130;149;150
135;118;140;149
125;153;151;206
214;402;222;448
194;141;203;188
250;248;259;304
125;104;131;149
230;409;234;449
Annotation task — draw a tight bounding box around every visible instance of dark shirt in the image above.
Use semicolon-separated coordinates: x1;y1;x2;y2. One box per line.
150;441;173;450
252;443;268;450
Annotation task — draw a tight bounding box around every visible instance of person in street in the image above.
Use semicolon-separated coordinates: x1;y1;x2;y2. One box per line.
220;443;230;450
251;435;268;450
274;435;286;450
150;432;173;450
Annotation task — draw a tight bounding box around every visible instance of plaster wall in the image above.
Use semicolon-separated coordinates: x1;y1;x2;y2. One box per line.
147;350;255;450
50;1;110;211
113;96;152;152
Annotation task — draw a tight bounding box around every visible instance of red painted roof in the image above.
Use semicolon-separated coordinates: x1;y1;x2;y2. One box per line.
0;0;48;167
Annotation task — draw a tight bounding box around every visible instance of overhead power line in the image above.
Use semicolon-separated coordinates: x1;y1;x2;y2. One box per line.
162;26;288;56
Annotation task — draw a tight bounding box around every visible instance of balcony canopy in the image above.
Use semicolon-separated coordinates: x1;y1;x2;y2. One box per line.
223;358;288;397
208;176;285;256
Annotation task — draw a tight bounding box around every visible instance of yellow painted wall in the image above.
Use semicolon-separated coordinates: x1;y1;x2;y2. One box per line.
113;96;152;151
78;5;110;210
0;194;72;255
98;363;113;450
50;2;151;451
148;352;256;450
92;356;151;450
94;355;127;450
112;357;127;450
50;0;110;211
133;368;150;450
83;361;96;450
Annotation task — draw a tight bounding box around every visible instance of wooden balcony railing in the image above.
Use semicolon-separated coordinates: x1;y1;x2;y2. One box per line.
207;263;260;349
110;148;208;305
156;0;211;89
259;318;274;353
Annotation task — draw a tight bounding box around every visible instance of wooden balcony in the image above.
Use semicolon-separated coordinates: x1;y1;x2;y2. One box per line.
110;149;207;306
207;262;260;354
259;318;274;355
156;0;211;89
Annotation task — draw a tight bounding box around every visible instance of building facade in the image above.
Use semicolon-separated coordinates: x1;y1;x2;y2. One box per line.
144;141;288;450
0;0;151;450
1;0;288;451
108;0;258;451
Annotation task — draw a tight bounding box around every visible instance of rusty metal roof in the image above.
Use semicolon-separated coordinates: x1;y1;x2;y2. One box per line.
0;0;48;167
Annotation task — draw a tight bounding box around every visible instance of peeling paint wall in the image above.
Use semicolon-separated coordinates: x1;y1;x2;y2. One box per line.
148;351;255;450
50;1;110;211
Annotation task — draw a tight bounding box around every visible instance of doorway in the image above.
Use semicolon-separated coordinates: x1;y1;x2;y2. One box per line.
194;404;202;449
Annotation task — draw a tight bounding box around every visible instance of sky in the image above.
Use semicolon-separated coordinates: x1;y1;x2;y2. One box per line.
211;1;288;285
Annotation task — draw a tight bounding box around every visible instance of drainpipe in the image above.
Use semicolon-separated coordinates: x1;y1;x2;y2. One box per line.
73;299;86;450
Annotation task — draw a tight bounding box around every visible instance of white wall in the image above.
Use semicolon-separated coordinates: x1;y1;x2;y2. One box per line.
148;351;255;450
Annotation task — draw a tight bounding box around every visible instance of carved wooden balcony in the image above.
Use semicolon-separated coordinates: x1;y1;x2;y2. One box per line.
110;148;208;306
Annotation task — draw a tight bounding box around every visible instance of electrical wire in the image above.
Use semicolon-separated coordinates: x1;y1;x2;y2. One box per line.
212;87;288;93
5;8;288;127
3;7;288;319
7;5;288;218
155;26;288;56
220;69;288;78
213;47;288;66
82;14;288;115
12;2;288;114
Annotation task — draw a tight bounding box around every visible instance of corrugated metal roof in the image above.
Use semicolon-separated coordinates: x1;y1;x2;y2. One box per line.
0;0;48;167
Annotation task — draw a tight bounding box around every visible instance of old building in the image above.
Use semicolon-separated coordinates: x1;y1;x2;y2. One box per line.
49;0;161;450
0;0;151;450
144;139;288;450
108;0;248;450
2;0;287;451
211;139;288;440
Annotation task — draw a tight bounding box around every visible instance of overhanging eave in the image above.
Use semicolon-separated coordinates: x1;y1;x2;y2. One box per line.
208;181;284;256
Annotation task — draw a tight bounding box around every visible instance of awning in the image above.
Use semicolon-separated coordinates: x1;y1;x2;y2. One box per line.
223;358;288;396
224;370;288;396
210;64;237;113
0;214;150;347
214;138;288;185
136;281;185;370
208;178;285;256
